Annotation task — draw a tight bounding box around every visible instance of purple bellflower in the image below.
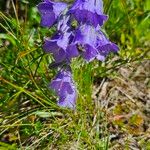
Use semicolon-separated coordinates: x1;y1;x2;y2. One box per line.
73;24;119;61
69;0;108;27
37;0;119;108
49;69;77;108
37;0;67;27
43;15;79;63
96;30;119;61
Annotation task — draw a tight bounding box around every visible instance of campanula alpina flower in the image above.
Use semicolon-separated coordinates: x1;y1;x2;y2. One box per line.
49;69;77;108
37;0;67;27
96;30;119;61
73;24;97;61
73;24;119;61
43;15;79;63
69;0;108;27
37;0;119;109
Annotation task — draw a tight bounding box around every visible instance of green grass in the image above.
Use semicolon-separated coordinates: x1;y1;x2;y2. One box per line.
0;0;150;149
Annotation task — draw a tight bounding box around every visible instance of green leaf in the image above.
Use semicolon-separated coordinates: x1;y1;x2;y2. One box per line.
0;34;16;45
34;111;63;118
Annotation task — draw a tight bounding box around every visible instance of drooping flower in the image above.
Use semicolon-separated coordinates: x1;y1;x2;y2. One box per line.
73;24;119;61
43;15;79;63
37;0;67;27
69;0;108;27
49;69;77;108
73;24;98;61
96;30;119;61
37;0;119;109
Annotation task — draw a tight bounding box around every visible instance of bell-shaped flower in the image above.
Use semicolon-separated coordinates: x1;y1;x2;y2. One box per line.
43;16;79;63
96;30;119;61
73;24;98;61
69;0;108;27
49;69;77;108
37;0;67;27
74;24;119;61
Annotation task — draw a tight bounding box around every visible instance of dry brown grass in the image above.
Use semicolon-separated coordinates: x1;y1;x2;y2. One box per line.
93;60;150;149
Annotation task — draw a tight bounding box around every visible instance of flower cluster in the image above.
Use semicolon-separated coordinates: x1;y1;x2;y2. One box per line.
37;0;119;108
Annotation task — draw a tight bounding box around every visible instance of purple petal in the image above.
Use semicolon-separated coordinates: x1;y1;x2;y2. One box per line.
67;44;79;58
57;15;70;32
50;70;77;109
43;38;59;53
73;24;119;61
82;45;98;62
43;15;78;62
57;32;71;49
110;43;119;52
43;32;71;62
58;90;76;108
69;0;108;27
74;24;97;46
50;80;62;94
96;31;119;56
43;38;66;63
50;81;73;95
60;82;74;95
73;24;98;61
37;2;55;27
53;49;66;63
53;2;68;16
37;0;67;27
